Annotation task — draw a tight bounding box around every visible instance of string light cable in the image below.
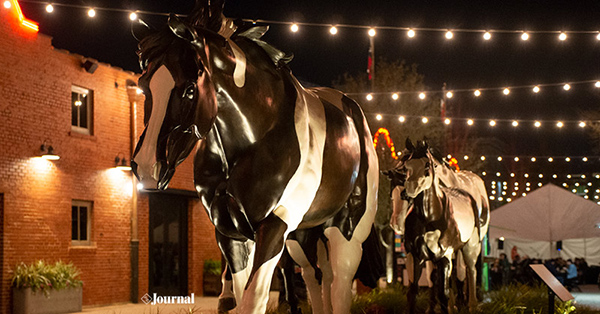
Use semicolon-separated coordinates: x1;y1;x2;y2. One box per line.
14;0;600;42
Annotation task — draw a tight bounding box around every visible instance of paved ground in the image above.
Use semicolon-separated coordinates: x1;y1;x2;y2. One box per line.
74;285;600;314
73;292;280;314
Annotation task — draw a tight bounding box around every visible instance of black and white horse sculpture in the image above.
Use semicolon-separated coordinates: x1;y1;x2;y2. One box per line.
400;140;489;314
130;2;379;313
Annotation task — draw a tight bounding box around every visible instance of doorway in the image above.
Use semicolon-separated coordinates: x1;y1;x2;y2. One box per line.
149;193;188;297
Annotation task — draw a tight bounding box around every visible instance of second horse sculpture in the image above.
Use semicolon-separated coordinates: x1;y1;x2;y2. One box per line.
130;1;380;313
400;139;489;314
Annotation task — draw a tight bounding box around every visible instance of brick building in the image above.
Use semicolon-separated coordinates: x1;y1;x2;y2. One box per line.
0;2;221;312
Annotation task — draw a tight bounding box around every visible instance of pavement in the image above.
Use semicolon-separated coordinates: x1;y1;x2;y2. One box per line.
72;285;600;314
72;292;280;314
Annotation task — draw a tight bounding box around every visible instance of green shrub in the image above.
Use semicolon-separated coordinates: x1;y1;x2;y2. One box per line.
11;260;83;295
203;259;222;276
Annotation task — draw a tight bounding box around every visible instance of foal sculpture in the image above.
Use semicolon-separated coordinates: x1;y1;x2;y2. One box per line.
130;2;379;313
400;140;488;314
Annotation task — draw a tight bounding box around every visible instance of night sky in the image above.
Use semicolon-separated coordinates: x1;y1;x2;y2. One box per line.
18;0;600;158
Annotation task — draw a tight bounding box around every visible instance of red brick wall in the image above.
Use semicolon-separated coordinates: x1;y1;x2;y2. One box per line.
0;6;220;312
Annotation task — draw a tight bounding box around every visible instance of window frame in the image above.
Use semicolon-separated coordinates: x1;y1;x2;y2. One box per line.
71;200;92;246
71;85;93;135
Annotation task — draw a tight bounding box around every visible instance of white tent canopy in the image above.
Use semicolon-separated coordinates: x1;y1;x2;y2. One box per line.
488;183;600;264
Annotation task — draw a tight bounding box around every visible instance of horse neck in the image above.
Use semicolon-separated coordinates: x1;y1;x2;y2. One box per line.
431;157;458;187
207;40;291;158
421;159;445;222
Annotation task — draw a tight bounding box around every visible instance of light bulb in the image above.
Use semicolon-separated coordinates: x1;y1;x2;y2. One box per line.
444;118;451;125
407;29;416;38
503;88;510;95
579;121;586;128
563;84;571;91
559;32;567;41
556;121;564;128
368;28;376;37
366;94;373;101
512;120;519;127
398;116;406;123
483;32;492;40
290;24;299;33
422;117;429;124
521;32;529;41
419;92;426;100
445;30;453;39
446;91;453;98
129;12;138;21
467;119;474;126
391;93;399;100
489;120;496;127
329;26;338;35
474;90;481;97
534;121;541;128
88;8;96;17
533;86;540;93
46;4;54;13
3;1;11;9
375;114;382;121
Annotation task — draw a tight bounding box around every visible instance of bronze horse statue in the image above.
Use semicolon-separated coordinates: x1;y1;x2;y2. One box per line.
398;140;488;314
130;2;379;313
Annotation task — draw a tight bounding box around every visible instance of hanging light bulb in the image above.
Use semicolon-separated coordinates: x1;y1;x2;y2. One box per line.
391;93;399;100
553;174;557;178
419;92;426;100
421;117;429;124
521;32;530;41
597;32;600;41
46;4;54;13
512;120;519;127
497;156;503;161
329;26;338;35
496;172;501;177
407;29;416;38
482;171;487;176
474;90;481;97
503;88;510;95
514;157;520;162
368;28;376;37
489;120;496;127
563;84;571;91
531;157;537;162
510;173;515;177
375;114;382;121
548;157;554;162
290;23;299;33
483;31;492;40
558;32;567;41
524;173;529;178
556;121;564;128
444;118;451;125
366;93;373;101
3;1;11;9
129;12;138;21
539;174;544;178
467;119;474;126
579;121;586;128
533;86;540;93
595;81;600;88
88;8;96;17
480;156;486;161
446;91;453;98
583;157;588;162
445;30;454;39
534;121;541;128
464;155;469;160
398;116;406;123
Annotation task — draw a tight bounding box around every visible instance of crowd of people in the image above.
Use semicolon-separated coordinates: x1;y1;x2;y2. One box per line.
489;253;590;291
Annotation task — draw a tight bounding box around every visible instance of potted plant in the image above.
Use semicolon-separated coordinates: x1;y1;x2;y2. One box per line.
11;260;83;314
203;259;222;296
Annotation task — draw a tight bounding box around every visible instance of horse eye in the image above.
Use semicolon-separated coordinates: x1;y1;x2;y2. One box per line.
184;86;195;99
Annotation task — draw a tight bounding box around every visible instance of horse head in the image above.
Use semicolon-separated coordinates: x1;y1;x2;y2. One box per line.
131;12;225;189
404;138;434;198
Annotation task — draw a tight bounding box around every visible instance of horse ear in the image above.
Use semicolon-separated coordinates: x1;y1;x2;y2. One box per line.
405;137;414;151
168;13;198;42
131;19;154;42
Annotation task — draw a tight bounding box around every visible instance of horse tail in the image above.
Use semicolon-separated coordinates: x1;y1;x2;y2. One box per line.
355;226;386;288
336;95;383;286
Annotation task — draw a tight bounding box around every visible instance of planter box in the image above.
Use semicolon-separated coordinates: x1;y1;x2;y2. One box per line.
13;287;82;314
203;273;222;296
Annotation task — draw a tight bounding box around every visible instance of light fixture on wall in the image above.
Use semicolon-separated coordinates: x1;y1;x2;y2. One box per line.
114;153;131;171
40;140;60;160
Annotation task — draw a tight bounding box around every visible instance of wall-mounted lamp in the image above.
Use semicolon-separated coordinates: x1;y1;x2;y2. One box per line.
115;153;132;171
40;140;60;160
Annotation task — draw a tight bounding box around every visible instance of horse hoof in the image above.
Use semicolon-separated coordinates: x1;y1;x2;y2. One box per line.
218;297;236;313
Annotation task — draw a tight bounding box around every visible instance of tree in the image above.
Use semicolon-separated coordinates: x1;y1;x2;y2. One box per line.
333;58;444;171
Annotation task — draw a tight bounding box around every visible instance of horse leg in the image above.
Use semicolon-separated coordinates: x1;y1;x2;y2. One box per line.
216;232;253;313
436;254;454;314
455;251;467;309
317;238;333;314
240;213;291;314
462;237;482;312
279;248;302;314
287;235;325;314
406;253;423;314
324;227;363;314
218;264;236;313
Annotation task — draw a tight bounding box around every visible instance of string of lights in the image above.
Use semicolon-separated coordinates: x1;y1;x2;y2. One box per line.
369;113;597;130
351;80;600;101
14;0;600;42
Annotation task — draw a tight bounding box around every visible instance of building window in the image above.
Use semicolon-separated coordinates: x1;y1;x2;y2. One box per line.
71;86;93;135
72;200;92;245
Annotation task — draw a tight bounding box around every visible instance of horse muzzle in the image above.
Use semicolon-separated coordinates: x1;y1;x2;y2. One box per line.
131;159;171;190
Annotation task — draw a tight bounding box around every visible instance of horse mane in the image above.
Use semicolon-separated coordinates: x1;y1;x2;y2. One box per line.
137;27;179;70
236;25;294;65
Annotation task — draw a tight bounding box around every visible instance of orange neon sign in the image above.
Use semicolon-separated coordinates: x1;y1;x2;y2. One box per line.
373;128;398;160
448;157;460;171
6;0;39;32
